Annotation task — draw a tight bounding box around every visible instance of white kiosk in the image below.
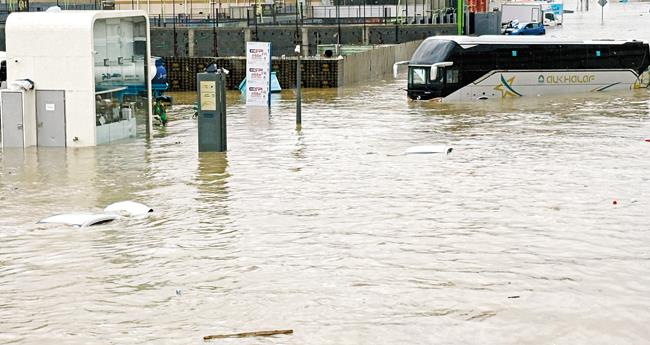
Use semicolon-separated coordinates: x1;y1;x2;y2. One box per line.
0;10;152;148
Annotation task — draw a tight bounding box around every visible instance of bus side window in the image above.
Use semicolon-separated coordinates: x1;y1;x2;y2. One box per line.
446;69;459;83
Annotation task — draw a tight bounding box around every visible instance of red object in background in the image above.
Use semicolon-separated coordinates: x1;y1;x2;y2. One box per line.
467;0;488;12
645;139;650;142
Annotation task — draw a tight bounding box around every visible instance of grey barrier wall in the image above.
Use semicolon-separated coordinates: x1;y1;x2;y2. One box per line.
340;40;423;86
149;24;457;57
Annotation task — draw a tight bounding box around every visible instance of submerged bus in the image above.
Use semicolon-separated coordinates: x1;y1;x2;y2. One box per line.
403;36;650;101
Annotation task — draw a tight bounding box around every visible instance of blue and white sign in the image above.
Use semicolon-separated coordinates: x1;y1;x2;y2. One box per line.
245;41;272;107
549;3;563;21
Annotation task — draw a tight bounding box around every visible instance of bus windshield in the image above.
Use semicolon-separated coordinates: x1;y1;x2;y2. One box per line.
409;68;428;85
409;39;457;65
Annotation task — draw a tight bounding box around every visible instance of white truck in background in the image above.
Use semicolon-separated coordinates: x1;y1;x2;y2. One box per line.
501;2;562;28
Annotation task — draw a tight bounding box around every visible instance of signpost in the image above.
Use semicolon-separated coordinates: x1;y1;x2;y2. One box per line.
295;45;301;127
245;41;272;108
598;0;607;24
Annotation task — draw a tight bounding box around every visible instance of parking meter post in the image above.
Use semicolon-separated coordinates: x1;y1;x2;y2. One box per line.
197;67;227;152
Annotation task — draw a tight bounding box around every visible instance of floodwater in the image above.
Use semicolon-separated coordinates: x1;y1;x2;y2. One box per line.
2;3;650;345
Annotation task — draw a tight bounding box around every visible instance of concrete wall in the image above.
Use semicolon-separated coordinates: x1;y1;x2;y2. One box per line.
149;24;456;57
152;27;249;57
368;25;456;44
340;40;422;86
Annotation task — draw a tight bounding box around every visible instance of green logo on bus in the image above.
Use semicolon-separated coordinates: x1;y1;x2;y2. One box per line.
538;75;545;83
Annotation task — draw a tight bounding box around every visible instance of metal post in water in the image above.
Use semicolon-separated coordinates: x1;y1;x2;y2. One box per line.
296;49;302;127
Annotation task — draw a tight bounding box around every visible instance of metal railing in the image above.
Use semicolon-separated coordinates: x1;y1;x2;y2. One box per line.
0;2;459;28
147;4;458;28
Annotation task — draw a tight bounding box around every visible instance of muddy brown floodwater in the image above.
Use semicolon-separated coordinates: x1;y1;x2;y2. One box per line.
2;2;650;344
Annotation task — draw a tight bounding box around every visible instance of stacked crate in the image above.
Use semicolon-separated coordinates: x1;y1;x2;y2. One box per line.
271;59;294;90
164;56;340;91
271;58;340;89
165;57;183;91
302;59;339;88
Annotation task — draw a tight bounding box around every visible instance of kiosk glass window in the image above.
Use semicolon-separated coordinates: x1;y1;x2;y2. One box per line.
93;16;148;144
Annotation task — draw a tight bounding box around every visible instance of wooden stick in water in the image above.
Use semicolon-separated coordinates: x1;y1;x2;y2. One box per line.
203;329;293;341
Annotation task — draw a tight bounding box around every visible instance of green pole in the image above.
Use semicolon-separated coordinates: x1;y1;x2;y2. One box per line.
457;0;463;35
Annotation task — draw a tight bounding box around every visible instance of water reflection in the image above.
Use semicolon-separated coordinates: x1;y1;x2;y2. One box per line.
246;106;272;129
195;152;230;220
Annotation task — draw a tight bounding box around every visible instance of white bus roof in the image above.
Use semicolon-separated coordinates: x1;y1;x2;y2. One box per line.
426;35;645;46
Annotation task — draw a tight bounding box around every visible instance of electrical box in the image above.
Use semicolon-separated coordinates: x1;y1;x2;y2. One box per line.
197;70;227;152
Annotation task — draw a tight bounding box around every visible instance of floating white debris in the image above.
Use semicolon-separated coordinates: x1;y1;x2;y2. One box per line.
404;145;453;155
104;201;153;217
38;201;152;226
39;213;118;227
